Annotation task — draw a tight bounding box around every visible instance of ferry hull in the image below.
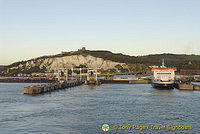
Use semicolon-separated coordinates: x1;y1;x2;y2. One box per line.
152;83;174;89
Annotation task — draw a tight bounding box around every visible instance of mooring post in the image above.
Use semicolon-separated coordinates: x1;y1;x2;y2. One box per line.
65;69;68;81
71;68;73;80
80;68;82;81
95;69;98;81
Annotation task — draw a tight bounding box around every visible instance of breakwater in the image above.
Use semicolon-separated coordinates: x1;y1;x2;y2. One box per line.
24;81;83;94
174;82;200;91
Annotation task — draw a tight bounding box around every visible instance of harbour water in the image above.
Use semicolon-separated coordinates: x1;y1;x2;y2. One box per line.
0;83;199;134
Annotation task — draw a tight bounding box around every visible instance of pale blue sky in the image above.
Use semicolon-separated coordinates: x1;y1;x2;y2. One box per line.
0;0;200;65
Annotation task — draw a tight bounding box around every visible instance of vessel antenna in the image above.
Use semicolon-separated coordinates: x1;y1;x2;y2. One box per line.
162;59;165;67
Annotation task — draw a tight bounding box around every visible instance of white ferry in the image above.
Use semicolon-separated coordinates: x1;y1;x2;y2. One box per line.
151;59;176;89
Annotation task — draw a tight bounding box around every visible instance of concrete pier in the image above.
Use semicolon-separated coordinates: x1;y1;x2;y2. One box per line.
178;83;194;91
175;82;200;91
193;84;200;91
24;81;83;94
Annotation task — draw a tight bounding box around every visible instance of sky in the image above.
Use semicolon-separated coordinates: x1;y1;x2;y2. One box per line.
0;0;200;65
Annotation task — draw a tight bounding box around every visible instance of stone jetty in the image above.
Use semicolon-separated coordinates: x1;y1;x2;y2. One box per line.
24;81;83;94
175;82;200;91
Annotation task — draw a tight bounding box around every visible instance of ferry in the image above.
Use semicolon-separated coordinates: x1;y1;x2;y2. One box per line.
151;59;176;89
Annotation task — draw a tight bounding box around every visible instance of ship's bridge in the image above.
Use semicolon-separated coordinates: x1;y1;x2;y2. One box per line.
152;67;177;82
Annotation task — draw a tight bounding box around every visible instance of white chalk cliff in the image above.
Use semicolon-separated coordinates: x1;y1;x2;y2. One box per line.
11;55;127;73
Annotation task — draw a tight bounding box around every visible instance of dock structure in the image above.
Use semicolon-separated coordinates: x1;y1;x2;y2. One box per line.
24;67;92;94
175;82;200;91
24;80;83;94
85;69;101;85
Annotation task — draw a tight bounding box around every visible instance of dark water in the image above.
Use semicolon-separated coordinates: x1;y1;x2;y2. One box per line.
0;83;199;134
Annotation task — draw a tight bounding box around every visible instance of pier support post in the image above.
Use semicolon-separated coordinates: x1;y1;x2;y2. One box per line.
65;69;68;81
95;69;98;81
80;68;82;81
71;68;73;80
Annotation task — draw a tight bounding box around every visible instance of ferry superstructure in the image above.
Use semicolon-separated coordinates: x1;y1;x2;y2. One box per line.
151;60;176;89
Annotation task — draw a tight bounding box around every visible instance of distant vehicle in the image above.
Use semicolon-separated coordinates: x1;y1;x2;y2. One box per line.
151;59;176;89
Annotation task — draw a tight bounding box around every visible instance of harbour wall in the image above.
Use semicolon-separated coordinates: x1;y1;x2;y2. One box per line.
174;82;200;91
24;81;83;94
